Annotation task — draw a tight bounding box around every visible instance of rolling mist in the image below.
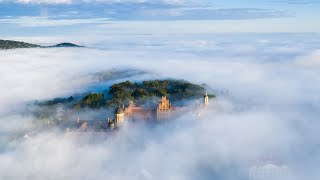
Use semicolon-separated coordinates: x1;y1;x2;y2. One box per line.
0;34;320;179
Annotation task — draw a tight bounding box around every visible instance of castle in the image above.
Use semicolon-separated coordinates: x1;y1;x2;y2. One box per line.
71;93;209;133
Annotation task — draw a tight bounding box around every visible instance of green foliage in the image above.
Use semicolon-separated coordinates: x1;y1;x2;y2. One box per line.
39;79;215;110
208;94;216;98
156;88;168;97
132;88;148;99
107;79;209;105
38;96;74;106
50;42;82;48
109;81;134;105
81;93;104;109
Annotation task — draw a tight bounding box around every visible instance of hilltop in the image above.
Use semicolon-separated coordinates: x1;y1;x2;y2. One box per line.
37;79;215;109
48;42;83;48
0;39;83;49
0;39;39;49
33;79;215;121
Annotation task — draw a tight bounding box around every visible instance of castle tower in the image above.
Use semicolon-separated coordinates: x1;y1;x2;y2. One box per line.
157;96;171;111
157;96;171;121
114;106;125;124
204;92;209;105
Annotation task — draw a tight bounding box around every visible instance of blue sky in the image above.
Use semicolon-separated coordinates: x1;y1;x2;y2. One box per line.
1;2;320;180
0;0;319;35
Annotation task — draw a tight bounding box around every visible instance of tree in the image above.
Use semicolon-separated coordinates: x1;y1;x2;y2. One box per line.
132;88;148;99
37;79;215;110
109;84;125;95
156;89;168;97
82;93;104;108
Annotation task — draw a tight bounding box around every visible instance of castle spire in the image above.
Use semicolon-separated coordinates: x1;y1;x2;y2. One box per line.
204;92;209;105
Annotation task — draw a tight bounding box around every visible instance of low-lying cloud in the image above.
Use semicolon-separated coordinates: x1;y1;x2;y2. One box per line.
295;49;320;68
0;33;320;179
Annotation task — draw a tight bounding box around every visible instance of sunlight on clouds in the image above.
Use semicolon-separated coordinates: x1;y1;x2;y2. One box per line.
0;33;320;180
0;0;319;179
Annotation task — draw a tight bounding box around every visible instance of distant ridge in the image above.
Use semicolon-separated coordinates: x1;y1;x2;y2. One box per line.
0;39;39;49
0;39;83;50
48;42;83;48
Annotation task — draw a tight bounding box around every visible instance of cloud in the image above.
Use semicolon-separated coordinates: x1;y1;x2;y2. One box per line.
0;0;293;21
0;110;299;179
271;0;320;4
0;17;110;27
295;50;320;68
0;0;189;4
0;33;320;179
127;7;293;20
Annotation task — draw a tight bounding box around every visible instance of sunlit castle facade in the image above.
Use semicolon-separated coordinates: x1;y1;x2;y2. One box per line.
122;93;210;122
156;96;172;121
71;93;210;133
123;96;176;122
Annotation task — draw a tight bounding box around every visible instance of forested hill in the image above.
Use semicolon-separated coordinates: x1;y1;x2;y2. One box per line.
37;79;215;110
48;42;83;48
0;39;39;49
0;39;82;49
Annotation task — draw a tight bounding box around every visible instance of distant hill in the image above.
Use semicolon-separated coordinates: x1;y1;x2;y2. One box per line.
0;39;40;49
0;39;83;49
48;42;83;48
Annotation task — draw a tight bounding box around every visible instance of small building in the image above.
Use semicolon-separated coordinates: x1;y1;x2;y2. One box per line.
249;163;290;180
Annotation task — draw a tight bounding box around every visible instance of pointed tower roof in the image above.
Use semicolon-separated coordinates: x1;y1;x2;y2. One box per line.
115;106;124;114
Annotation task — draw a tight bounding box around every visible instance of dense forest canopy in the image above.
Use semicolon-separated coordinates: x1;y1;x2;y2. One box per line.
32;79;215;126
37;79;215;110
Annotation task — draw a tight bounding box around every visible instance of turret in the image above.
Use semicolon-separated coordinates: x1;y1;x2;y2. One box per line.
114;106;125;124
204;92;209;105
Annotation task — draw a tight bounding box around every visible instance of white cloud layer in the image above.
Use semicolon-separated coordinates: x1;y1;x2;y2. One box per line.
0;34;320;179
295;50;320;68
